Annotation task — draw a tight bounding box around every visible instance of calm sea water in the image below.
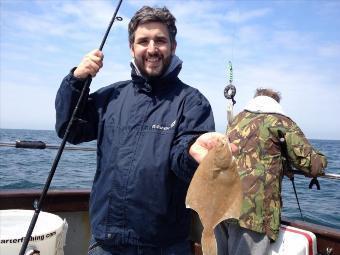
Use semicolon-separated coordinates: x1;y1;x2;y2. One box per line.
0;128;339;230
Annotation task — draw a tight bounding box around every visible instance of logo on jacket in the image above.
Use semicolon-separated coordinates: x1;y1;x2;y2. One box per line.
152;120;176;131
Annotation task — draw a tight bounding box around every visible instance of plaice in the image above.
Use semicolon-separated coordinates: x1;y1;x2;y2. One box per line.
186;138;242;255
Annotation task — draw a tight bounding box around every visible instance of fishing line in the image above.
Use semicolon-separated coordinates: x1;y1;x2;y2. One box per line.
18;1;123;254
224;3;238;128
230;4;237;66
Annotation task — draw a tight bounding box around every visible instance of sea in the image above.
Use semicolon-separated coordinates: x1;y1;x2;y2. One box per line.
0;128;339;230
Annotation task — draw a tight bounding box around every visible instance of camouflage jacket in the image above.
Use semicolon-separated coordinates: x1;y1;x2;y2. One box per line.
227;110;327;240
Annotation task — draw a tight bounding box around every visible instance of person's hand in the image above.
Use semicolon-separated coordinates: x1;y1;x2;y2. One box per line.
189;132;238;163
284;169;295;179
73;49;104;79
310;155;326;177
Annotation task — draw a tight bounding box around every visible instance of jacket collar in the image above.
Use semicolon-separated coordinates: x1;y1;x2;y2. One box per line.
244;96;286;115
131;55;182;94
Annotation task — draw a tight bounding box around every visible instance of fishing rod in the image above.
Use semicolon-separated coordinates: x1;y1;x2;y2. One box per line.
289;170;340;181
278;130;305;219
18;1;123;254
3;140;339;181
0;141;96;151
281;168;340;221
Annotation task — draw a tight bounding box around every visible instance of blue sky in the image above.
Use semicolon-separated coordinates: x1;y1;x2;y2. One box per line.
1;0;339;140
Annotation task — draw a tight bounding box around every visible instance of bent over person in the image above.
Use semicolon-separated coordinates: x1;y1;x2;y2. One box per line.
55;6;215;255
214;88;327;255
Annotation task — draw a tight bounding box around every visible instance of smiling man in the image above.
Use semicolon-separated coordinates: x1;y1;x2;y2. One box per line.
131;22;175;77
55;6;215;255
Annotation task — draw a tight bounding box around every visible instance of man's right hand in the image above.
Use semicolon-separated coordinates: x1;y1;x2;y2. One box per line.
73;49;104;79
310;154;327;177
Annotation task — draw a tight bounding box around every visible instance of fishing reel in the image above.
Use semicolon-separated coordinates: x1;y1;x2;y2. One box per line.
224;84;236;105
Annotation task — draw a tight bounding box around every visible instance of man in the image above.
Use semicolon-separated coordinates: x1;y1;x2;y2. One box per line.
214;88;327;255
55;6;215;255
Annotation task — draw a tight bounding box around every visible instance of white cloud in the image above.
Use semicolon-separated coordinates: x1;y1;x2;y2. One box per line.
0;82;56;130
317;43;340;58
1;0;339;140
271;30;314;51
225;8;271;23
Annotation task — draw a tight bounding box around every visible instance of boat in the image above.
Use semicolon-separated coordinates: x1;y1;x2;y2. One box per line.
1;189;339;255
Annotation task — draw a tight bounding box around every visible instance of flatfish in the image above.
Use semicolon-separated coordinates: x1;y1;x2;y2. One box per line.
186;138;242;255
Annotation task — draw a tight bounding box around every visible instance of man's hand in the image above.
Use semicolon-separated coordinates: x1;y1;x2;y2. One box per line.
73;49;104;79
189;132;237;163
310;154;327;177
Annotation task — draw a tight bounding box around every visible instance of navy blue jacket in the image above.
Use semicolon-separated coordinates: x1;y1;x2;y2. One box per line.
55;61;215;246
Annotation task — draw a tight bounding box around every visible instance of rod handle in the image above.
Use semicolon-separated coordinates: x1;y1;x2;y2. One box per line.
15;140;46;149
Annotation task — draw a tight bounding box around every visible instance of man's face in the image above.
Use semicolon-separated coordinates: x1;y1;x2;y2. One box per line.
130;22;176;78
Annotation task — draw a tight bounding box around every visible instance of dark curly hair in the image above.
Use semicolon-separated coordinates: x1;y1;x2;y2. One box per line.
254;88;281;103
128;6;177;47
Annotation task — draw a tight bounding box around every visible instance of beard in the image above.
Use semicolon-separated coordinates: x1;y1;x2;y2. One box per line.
134;52;172;79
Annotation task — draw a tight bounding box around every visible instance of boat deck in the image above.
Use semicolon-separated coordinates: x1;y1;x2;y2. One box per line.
1;189;339;255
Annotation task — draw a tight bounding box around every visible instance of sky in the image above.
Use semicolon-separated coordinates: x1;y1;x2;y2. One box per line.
1;0;339;140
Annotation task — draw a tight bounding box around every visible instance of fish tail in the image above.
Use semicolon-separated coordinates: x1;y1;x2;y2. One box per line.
201;229;218;255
